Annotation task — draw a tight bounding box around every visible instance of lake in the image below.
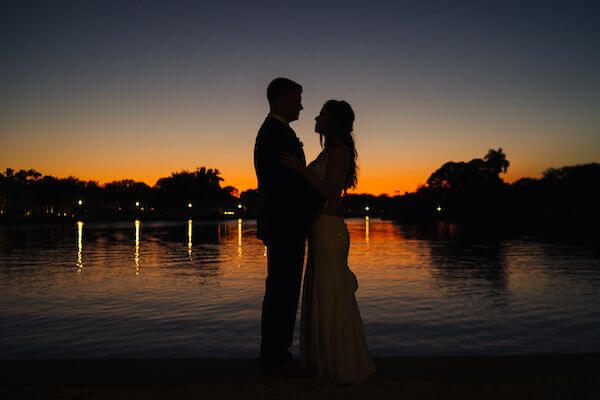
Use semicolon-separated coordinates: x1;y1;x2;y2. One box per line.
1;218;599;359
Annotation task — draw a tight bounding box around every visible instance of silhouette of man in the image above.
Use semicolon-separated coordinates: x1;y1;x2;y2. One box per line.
254;77;324;372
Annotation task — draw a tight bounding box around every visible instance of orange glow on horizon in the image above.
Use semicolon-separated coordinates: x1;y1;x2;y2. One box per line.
2;100;596;196
2;167;428;195
0;165;541;197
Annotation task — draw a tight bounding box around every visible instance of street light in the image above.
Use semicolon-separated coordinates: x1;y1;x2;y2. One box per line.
77;200;83;206
237;204;242;209
436;205;442;213
135;201;140;207
365;206;370;211
188;203;193;208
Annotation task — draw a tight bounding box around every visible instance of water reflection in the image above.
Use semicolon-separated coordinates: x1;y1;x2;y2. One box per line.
149;222;219;245
394;222;509;307
237;218;242;257
1;219;600;359
538;241;600;292
76;221;83;273
433;241;509;307
187;219;193;260
135;220;140;275
435;221;463;241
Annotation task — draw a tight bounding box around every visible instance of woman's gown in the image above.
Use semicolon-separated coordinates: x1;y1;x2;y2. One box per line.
299;150;376;384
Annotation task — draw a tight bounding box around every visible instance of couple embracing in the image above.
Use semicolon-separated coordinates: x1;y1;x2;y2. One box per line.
254;77;375;385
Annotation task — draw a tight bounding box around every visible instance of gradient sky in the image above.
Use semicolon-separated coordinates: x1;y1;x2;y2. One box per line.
2;1;599;194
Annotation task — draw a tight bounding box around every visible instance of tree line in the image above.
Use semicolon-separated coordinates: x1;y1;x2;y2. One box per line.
0;167;239;220
345;149;600;234
2;149;599;232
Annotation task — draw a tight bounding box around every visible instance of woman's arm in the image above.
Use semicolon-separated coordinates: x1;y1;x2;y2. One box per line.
280;146;347;202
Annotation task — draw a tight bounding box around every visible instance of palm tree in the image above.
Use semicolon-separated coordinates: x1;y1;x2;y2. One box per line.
484;148;510;175
26;169;42;180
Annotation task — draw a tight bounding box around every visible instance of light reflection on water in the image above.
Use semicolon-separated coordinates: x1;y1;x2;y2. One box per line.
187;219;192;261
0;218;599;359
135;220;140;275
76;221;83;274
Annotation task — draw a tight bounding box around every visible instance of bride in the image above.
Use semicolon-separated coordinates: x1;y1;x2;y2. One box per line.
280;99;376;384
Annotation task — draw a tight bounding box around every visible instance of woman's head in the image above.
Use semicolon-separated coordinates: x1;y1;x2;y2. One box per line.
315;100;354;139
315;100;358;190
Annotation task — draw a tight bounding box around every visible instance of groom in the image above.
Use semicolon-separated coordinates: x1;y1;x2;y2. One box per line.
254;77;324;372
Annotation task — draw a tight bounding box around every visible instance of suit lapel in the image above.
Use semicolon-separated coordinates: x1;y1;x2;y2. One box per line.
288;128;306;166
266;116;306;166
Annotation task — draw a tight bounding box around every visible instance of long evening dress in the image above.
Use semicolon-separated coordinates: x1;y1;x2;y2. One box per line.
299;150;376;384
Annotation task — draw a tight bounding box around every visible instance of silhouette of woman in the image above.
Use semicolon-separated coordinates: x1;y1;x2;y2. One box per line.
281;100;376;384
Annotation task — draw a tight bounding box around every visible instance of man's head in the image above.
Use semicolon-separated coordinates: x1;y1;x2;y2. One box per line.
267;77;303;123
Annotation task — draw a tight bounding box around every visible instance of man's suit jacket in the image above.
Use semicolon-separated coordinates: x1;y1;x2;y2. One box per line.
254;116;324;244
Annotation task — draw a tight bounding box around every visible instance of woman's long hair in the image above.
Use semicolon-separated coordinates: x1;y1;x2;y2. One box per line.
320;99;358;190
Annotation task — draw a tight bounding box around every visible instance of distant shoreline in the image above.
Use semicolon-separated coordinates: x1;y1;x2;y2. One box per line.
0;215;246;226
2;215;598;241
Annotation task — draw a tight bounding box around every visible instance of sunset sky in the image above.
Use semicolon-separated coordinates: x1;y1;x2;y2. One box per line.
2;1;599;195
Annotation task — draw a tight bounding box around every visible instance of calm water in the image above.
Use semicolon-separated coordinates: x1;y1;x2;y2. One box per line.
1;219;599;359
